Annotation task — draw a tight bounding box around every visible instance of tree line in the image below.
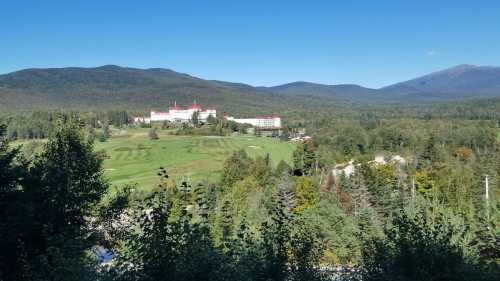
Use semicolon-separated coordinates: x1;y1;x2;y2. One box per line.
1;97;500;281
1;119;498;280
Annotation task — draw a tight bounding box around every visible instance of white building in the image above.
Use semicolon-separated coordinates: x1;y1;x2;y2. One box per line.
146;101;216;123
133;116;151;124
332;155;407;179
225;115;281;129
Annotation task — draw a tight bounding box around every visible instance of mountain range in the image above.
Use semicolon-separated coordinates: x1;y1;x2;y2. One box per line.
382;64;500;99
1;64;499;113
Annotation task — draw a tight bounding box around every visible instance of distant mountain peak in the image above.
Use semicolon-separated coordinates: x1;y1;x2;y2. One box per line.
451;64;477;70
96;65;125;70
1;64;500;112
382;64;500;97
437;64;478;75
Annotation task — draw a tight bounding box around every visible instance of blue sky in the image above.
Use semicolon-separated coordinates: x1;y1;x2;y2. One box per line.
1;0;499;88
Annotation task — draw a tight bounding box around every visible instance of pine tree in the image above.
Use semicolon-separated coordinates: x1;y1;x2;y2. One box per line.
219;199;234;252
221;149;252;187
418;133;440;170
293;140;316;176
276;159;292;176
0;121;109;280
350;169;372;216
0;124;29;280
191;111;200;127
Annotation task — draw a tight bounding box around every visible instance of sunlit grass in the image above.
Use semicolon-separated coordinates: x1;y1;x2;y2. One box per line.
94;128;295;189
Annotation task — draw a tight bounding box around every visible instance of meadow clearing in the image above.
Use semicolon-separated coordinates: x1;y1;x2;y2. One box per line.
94;128;296;188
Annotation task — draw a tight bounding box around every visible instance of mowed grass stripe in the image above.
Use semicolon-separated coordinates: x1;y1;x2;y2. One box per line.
94;129;296;189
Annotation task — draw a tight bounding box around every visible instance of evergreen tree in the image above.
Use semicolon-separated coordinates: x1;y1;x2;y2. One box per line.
206;114;216;125
293;139;316;176
350;168;373;216
418;133;441;170
276;160;292;176
191;111;200;127
250;155;272;186
221;150;252;187
219;199;234;251
0;121;108;280
361;198;497;281
0;124;28;280
25;122;108;280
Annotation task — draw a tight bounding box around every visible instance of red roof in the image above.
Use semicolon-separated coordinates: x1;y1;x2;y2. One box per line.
190;103;202;110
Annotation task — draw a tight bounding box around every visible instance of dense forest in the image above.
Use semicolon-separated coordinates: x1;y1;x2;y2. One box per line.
0;65;342;114
1;98;499;281
2;65;500;113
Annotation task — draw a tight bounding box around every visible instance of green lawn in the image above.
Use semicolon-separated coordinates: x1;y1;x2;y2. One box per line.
95;128;295;188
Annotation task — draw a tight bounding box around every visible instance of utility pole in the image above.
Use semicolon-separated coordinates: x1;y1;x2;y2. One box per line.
485;174;490;220
411;177;416;199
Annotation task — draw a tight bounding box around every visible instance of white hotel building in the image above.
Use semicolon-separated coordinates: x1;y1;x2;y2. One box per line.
134;102;282;135
224;115;281;129
134;102;216;124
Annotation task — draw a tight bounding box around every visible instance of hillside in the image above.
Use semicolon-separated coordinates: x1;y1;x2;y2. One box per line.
0;65;311;114
381;64;500;100
2;64;500;112
267;65;500;102
268;81;381;100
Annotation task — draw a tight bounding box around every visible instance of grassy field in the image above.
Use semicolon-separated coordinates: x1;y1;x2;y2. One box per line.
94;128;296;188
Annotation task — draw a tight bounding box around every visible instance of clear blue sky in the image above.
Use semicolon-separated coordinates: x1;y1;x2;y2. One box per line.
1;0;499;88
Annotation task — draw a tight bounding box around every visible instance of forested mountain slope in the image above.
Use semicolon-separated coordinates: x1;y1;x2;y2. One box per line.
382;64;500;100
0;65;308;114
2;64;500;112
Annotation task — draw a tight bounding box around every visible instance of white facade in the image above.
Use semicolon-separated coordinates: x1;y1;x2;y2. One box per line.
133;116;151;124
225;115;281;128
332;155;407;179
148;102;216;123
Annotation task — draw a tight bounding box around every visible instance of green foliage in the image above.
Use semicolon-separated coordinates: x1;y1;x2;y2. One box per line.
473;206;500;268
111;190;227;281
414;168;437;194
105;170;327;281
259;193;325;281
276;159;292;175
250;154;272;186
0;121;108;281
361;198;497;281
94;131;295;187
294;176;319;214
360;162;399;215
231;176;260;215
221;149;252;187
0;65;336;114
1;96;499;280
301;191;361;264
98;124;111;142
176;116;251;136
293;140;316;175
191;110;200;128
206;113;216;125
